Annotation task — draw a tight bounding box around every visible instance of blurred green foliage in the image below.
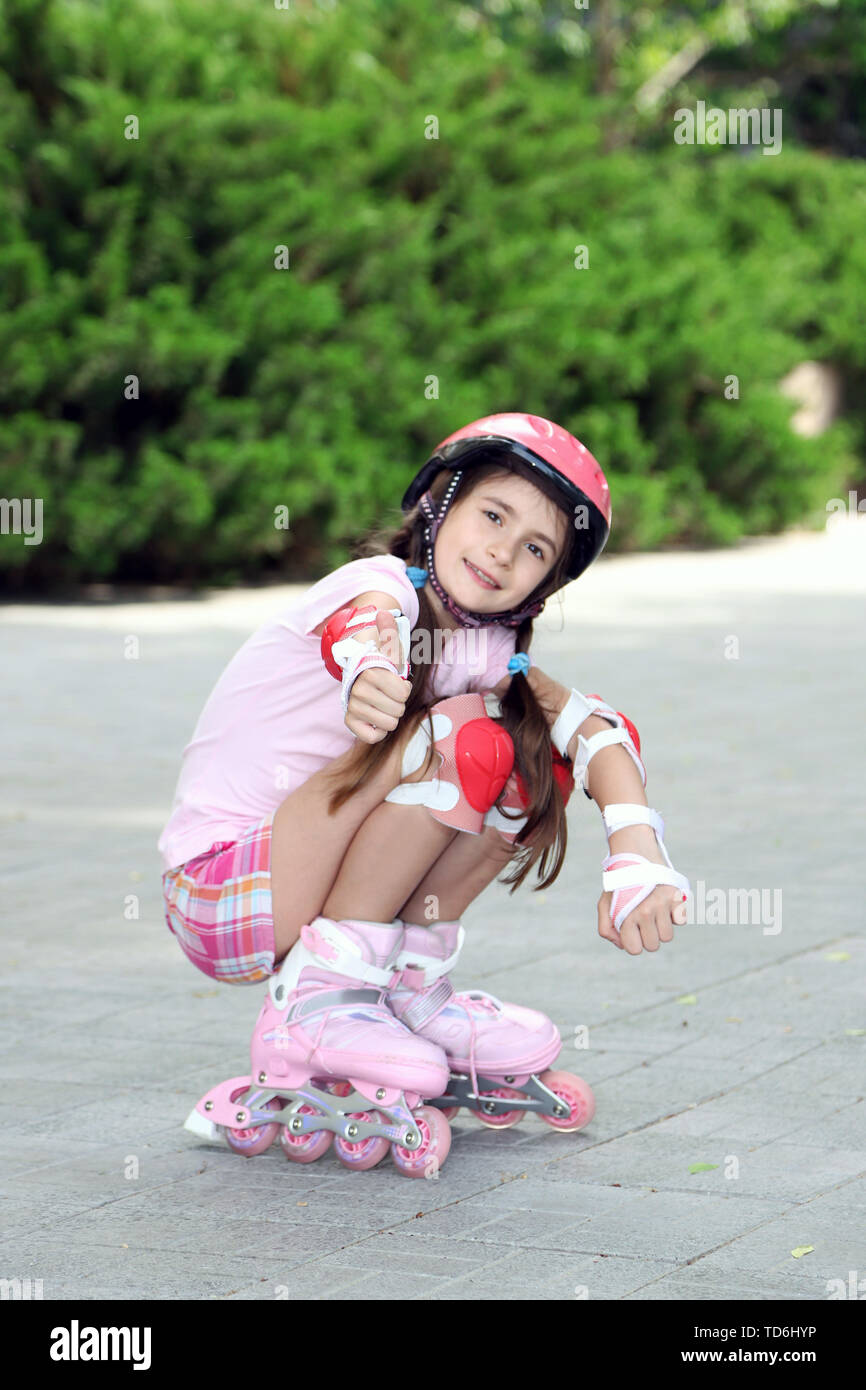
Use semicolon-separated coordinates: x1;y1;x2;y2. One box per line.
0;0;864;589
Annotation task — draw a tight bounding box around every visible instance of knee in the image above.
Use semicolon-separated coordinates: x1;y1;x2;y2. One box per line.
386;693;515;833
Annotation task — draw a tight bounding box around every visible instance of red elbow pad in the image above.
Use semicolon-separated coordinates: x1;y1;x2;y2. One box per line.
586;693;641;756
511;745;575;812
320;605;378;681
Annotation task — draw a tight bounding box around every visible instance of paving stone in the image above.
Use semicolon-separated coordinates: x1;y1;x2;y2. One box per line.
2;528;863;1297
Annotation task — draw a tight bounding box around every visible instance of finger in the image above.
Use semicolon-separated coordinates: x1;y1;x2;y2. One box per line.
639;916;661;952
619;917;645;955
358;668;411;704
350;699;400;732
351;687;406;721
597;893;624;950
350;695;400;739
353;672;408;717
657;911;675;943
373;670;412;703
345;716;382;744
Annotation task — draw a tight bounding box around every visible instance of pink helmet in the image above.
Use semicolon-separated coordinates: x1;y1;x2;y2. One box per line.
402;413;611;625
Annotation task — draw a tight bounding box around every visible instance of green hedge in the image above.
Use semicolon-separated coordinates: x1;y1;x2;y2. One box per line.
1;0;863;589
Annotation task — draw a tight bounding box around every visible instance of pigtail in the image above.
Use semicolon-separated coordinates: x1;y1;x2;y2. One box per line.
496;621;568;893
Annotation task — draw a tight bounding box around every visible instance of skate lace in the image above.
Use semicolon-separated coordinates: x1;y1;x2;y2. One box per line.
463;991;501;1102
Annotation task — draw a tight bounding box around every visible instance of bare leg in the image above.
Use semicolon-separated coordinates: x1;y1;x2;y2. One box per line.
272;710;518;958
398;824;517;924
270;741;408;961
323;787;518;925
322;802;457;924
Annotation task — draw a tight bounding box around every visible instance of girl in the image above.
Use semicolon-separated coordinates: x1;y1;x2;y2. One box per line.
161;412;690;1175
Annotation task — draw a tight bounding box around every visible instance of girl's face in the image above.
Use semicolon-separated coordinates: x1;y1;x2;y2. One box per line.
433;471;568;614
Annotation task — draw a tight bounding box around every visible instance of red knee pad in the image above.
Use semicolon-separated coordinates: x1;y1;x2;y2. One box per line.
432;695;514;831
384;693;514;834
455;715;515;813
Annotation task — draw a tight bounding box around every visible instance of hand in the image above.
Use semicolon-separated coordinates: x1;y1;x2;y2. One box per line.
344;611;411;744
597;884;687;955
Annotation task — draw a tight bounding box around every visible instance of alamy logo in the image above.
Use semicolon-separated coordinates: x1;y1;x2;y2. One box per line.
0;1276;43;1299
49;1321;152;1371
674;101;782;155
0;497;43;544
684;879;782;935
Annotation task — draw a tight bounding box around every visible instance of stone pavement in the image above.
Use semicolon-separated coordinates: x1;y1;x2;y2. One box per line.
1;516;864;1301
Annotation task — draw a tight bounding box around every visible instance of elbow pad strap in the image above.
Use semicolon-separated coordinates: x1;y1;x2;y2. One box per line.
551;689;645;796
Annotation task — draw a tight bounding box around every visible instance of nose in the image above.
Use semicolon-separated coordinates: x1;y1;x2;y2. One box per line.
486;533;512;569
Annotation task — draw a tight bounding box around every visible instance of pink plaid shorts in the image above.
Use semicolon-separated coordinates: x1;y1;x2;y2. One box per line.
161;813;277;985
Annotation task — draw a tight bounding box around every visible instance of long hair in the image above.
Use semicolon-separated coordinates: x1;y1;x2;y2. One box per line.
326;458;577;892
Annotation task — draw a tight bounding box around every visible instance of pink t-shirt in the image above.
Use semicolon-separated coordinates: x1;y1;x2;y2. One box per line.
157;555;517;873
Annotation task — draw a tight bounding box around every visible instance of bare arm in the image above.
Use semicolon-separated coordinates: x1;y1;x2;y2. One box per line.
526;666;665;864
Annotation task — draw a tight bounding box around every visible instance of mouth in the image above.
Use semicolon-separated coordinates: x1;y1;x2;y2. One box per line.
463;558;501;591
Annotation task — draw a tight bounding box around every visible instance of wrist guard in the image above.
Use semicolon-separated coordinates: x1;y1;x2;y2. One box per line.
320;604;411;713
599;802;691;931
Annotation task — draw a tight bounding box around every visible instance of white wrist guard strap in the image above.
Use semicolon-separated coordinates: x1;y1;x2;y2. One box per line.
329;608;411;713
551;689;646;793
599;802;691;931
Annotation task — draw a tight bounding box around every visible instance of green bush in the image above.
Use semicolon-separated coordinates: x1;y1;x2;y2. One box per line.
0;0;863;590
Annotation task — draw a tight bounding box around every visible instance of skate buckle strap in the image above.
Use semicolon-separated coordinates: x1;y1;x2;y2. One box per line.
295;920;401;989
400;976;454;1031
300;922;339;962
394;924;466;986
398;965;429;990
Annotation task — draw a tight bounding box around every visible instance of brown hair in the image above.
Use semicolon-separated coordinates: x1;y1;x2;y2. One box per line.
326;459;577;891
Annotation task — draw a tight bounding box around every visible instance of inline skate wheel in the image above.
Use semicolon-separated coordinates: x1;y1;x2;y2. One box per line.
224;1088;283;1155
391;1105;451;1178
438;1105;460;1122
333;1112;391;1170
474;1087;526;1128
537;1070;595;1132
280;1103;334;1164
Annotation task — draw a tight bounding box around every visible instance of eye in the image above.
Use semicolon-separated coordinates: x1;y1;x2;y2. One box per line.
483;511;544;558
526;542;544;560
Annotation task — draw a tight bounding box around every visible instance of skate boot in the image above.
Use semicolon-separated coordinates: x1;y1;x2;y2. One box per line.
387;920;595;1132
184;916;453;1177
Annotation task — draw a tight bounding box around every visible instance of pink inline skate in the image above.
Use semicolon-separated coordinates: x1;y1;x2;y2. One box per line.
388;921;595;1132
184;917;453;1177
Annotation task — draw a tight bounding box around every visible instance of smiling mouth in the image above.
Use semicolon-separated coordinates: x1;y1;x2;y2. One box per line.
463;559;500;590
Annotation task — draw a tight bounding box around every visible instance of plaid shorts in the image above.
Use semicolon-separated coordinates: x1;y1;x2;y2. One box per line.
161;813;277;985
